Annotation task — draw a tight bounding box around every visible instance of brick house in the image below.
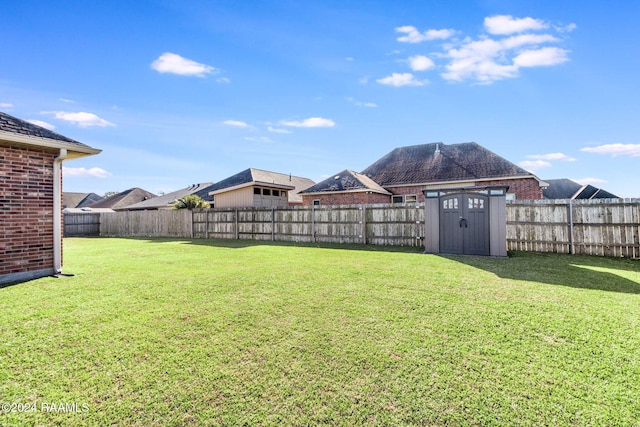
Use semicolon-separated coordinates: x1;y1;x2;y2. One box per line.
0;111;100;285
300;142;547;205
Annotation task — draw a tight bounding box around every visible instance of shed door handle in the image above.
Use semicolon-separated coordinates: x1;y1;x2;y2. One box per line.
459;218;468;228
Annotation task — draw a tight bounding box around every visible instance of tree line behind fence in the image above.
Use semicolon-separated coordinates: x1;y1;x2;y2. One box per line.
64;198;640;258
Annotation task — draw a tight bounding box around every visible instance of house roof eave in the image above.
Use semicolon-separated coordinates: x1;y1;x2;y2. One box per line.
0;130;101;159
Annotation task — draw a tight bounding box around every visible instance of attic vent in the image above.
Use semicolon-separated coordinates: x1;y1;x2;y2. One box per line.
334;175;340;180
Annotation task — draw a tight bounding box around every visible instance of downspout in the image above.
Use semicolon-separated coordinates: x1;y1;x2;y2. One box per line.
53;148;68;274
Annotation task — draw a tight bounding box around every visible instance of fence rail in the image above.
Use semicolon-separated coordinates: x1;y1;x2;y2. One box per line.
65;198;640;258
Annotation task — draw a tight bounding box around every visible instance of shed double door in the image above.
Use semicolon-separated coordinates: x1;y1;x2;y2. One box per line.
439;193;490;255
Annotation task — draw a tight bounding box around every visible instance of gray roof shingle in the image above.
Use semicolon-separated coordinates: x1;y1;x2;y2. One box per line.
361;142;535;186
0;111;92;149
299;170;391;194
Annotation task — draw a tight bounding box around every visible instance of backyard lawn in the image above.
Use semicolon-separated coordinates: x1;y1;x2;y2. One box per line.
1;237;639;426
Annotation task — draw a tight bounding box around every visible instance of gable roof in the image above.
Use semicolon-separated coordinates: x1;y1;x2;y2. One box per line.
87;188;157;210
124;183;214;210
299;170;391;195
207;168;315;204
0;111;100;158
543;179;619;200
63;192;104;209
361;142;539;187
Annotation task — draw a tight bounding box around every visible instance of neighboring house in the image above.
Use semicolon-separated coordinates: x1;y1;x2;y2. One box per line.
124;183;214;210
300;142;548;205
543;178;619;200
63;192;103;209
299;169;392;206
86;187;157;211
0;111;100;284
206;168;315;208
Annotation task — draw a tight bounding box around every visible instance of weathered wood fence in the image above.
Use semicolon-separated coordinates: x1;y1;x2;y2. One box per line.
64;212;101;236
67;199;640;258
191;205;424;246
507;199;640;258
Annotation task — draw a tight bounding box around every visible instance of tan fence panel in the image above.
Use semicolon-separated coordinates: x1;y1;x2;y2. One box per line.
64;213;101;236
100;210;191;238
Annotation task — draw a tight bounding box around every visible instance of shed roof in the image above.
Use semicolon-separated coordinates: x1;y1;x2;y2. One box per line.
361;142;537;186
0;111;100;158
207;168;315;204
299;170;391;195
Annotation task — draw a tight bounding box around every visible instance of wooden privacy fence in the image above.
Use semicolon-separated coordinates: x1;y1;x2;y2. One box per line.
506;199;640;258
100;209;192;238
64;212;101;236
85;198;640;258
191;204;425;246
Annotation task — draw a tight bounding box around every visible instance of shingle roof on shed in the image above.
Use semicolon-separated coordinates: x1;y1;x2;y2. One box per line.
361;142;536;186
299;170;391;195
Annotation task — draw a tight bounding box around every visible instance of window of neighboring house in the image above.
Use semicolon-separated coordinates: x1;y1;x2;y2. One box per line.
263;189;271;196
392;195;404;204
272;190;280;197
254;188;261;195
281;191;287;198
313;200;320;206
506;193;516;201
405;195;417;203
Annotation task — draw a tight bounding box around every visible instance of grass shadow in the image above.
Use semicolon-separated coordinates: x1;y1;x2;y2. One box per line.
441;251;640;294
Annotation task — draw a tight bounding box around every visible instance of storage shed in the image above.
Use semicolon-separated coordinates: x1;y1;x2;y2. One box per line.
423;186;508;257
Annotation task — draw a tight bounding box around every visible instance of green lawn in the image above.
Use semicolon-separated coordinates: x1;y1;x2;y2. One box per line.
1;238;639;426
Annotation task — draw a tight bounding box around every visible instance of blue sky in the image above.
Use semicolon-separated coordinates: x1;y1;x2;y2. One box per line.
2;0;639;197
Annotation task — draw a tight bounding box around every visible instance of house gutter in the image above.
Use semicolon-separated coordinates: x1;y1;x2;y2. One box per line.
53;148;68;274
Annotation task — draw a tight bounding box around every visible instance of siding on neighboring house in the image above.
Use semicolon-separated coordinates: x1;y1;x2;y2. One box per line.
0;145;57;278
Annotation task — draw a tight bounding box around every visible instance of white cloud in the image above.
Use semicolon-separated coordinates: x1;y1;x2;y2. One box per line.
519;160;552;171
26;119;55;130
58;98;75;103
581;143;640;157
46;111;114;127
346;97;377;108
557;23;577;33
216;77;231;84
346;57;354;61
267;126;292;134
527;152;576;161
408;55;435;71
377;72;426;87
63;167;111;178
574;177;607;185
0;102;14;108
484;15;547;35
396;26;455;43
151;52;216;77
280;117;336;128
513;47;569;67
441;32;567;83
222;120;250;128
244;136;272;143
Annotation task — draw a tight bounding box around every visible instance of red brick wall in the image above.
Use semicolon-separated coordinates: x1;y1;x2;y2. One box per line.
0;145;57;277
301;192;391;206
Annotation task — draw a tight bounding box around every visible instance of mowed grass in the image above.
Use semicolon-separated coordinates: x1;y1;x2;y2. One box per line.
1;238;639;426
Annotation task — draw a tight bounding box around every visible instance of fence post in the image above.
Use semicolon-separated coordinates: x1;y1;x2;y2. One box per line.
235;208;239;240
272;207;275;241
361;206;367;245
568;200;575;255
311;205;316;243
